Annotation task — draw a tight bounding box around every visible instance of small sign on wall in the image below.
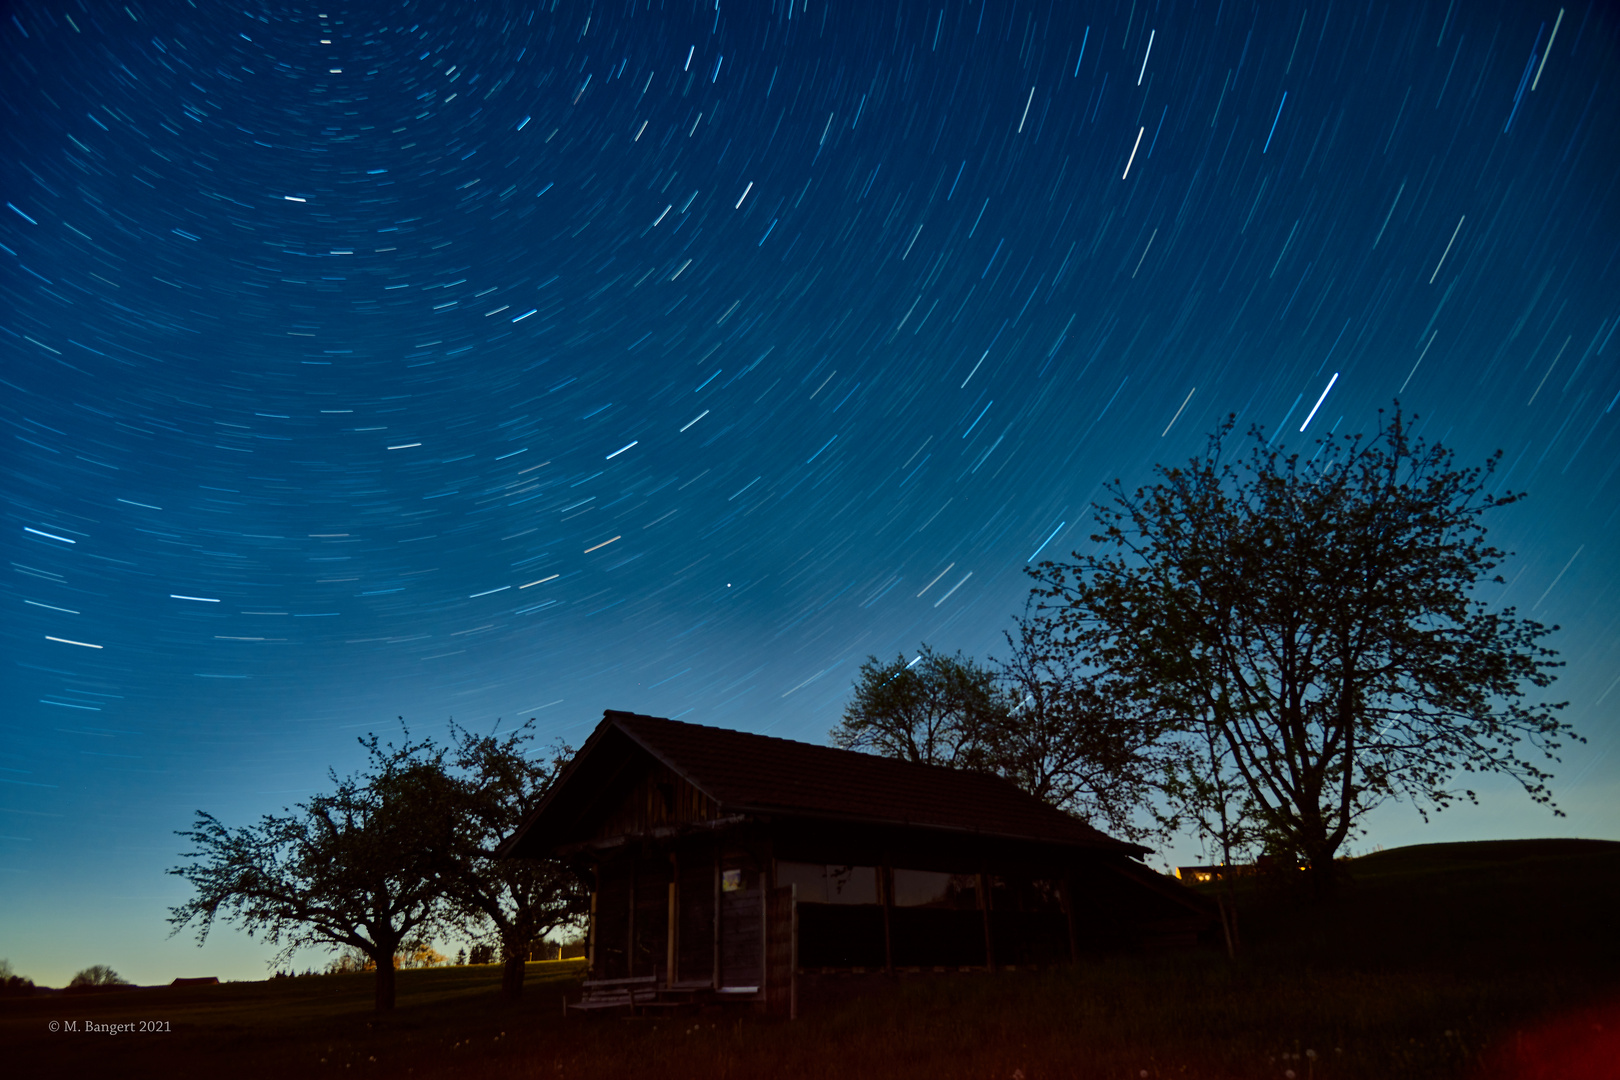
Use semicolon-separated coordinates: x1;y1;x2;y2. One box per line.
722;869;744;892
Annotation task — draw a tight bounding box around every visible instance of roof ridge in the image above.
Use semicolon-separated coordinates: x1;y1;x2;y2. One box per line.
599;709;1143;854
501;709;1151;858
603;708;996;779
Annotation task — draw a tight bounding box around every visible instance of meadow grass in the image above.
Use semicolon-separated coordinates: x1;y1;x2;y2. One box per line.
6;839;1616;1079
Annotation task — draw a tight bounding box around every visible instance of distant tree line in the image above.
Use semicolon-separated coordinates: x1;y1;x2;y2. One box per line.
167;720;588;1012
834;408;1575;900
1;958;38;997
0;958;134;996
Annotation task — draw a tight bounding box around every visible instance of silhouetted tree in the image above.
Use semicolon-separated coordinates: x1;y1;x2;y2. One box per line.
68;964;130;989
438;720;588;999
831;645;1001;767
833;633;1165;840
168;732;458;1011
0;959;36;997
989;605;1164;842
1030;408;1573;897
1158;719;1261;955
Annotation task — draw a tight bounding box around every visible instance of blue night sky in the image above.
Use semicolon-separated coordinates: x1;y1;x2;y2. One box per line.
3;0;1617;986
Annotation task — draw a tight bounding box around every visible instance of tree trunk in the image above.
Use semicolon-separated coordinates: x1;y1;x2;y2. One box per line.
1303;841;1341;901
1218;881;1240;959
500;949;526;999
373;956;397;1012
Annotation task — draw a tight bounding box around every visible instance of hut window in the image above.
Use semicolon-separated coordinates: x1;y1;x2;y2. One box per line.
776;862;878;905
892;869;980;909
776;861;823;901
988;875;1066;912
827;865;878;904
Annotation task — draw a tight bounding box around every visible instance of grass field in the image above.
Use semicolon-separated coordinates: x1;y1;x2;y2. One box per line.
6;838;1617;1079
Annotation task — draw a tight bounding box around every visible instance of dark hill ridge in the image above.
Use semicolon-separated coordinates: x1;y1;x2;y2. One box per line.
1349;837;1620;873
1225;837;1620;976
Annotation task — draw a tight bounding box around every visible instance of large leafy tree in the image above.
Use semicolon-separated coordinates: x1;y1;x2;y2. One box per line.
1031;408;1573;897
830;645;1001;768
834;632;1164;841
989;605;1164;842
438;720;588;1000
168;733;458;1011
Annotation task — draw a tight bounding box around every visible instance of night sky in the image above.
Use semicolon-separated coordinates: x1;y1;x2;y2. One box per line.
3;0;1617;985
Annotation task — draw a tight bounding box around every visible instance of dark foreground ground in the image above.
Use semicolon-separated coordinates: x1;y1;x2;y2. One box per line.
6;838;1617;1079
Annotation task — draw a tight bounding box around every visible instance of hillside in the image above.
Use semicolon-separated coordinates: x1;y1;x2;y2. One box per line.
1225;838;1620;976
4;838;1616;1079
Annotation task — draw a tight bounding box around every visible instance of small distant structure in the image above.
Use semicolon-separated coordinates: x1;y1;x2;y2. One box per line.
1179;856;1317;883
499;711;1215;1017
525;941;588;961
170;976;219;987
1176;864;1257;884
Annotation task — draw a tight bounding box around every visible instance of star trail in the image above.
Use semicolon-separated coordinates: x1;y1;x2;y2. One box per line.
2;0;1617;982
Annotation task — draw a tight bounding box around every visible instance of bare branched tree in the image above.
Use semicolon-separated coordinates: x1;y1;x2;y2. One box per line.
831;645;1001;768
438;720;589;999
168;732;457;1011
1030;407;1573;897
990;605;1165;842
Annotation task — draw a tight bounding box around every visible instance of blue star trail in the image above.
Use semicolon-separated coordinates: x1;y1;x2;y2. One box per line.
2;0;1617;983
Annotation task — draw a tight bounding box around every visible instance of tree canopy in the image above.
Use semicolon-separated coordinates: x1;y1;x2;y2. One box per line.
168;733;459;1011
832;630;1164;843
1030;408;1572;894
168;719;588;1009
830;645;1000;768
436;720;588;999
68;964;129;989
990;606;1164;843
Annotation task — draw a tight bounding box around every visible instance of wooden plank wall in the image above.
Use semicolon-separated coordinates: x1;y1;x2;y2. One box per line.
765;885;797;1018
719;862;763;991
592;762;718;841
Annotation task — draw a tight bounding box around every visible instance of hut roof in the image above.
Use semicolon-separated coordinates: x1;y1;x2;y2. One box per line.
499;710;1149;858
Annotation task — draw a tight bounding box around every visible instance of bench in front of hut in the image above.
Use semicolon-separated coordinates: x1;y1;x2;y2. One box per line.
565;975;659;1014
566;974;711;1016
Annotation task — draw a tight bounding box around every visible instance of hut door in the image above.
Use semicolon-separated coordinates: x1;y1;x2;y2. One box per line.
676;856;715;987
631;858;670;980
718;858;763;992
594;861;631;979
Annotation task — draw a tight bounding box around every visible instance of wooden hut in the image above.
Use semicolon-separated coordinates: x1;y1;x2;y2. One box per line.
498;710;1213;1015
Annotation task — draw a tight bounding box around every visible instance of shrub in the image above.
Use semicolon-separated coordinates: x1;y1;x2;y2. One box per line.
1;976;36;997
0;960;35;998
68;965;131;989
325;950;373;975
399;944;448;969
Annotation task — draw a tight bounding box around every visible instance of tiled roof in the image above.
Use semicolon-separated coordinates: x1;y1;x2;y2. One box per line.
598;710;1142;852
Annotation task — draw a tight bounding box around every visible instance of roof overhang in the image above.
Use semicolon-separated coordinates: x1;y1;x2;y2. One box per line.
499;710;1153;861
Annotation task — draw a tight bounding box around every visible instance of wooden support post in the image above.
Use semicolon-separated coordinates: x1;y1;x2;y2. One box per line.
712;845;722;989
978;871;996;972
666;879;678;987
1060;876;1079;963
789;883;799;1021
880;863;893;973
587;879;598;976
627;860;637;977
